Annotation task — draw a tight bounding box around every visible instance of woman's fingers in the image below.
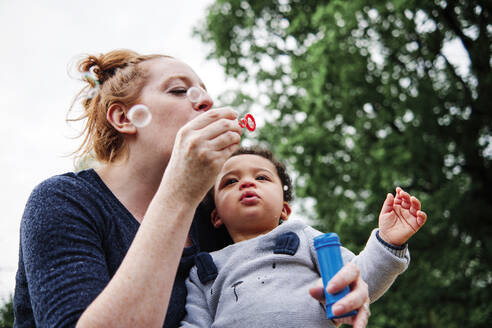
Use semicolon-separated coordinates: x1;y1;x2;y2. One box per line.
165;107;244;203
197;117;242;142
352;300;371;328
331;273;369;317
308;278;326;303
327;262;359;294
310;269;370;327
186;106;238;131
209;130;242;151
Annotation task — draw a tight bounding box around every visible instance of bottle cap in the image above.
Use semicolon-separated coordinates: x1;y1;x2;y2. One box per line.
313;233;341;249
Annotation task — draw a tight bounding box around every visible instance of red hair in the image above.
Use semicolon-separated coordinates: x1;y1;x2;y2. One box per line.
69;49;170;163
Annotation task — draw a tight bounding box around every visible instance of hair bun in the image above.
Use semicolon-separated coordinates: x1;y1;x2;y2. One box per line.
78;50;143;85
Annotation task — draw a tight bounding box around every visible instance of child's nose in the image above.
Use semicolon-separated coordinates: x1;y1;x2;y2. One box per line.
239;180;256;190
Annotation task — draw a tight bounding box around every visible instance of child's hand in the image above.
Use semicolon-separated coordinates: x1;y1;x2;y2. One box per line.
378;187;427;246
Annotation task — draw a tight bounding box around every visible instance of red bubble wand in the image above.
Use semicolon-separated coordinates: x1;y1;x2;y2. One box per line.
187;86;256;132
238;113;256;132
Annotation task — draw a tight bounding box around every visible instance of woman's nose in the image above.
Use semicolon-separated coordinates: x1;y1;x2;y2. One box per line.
193;90;213;112
239;180;256;190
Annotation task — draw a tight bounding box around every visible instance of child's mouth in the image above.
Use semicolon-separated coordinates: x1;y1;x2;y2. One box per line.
240;191;260;204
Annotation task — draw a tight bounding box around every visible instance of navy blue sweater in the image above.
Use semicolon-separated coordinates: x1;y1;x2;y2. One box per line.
14;169;212;327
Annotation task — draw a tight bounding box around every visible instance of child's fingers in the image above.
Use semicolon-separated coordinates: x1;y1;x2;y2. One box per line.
417;210;427;227
394;187;402;205
409;196;421;216
380;193;394;216
399;190;411;209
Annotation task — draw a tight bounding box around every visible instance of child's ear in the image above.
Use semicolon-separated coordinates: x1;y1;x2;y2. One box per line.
211;209;223;228
280;202;292;221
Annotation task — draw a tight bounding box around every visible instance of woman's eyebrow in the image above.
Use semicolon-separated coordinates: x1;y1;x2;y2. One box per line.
160;75;207;90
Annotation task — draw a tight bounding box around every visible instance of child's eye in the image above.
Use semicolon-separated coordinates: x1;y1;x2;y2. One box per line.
256;175;269;181
224;178;238;186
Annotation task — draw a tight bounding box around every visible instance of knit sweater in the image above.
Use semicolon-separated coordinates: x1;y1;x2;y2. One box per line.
181;220;410;328
14;169;201;328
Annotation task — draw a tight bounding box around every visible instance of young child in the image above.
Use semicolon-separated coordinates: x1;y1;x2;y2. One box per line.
181;147;427;328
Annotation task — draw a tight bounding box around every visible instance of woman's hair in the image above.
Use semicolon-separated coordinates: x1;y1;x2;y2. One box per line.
69;49;170;163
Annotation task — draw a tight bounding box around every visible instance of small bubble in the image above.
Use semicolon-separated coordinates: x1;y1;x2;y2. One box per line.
128;104;152;128
186;86;204;103
87;87;98;99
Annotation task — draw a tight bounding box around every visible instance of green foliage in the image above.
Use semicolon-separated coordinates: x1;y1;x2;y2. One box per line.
0;295;13;328
197;0;492;326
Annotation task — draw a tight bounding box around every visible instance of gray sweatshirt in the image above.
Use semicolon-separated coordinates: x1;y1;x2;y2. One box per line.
181;220;409;328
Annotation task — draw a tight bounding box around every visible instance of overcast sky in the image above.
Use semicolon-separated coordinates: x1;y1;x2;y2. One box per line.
0;0;228;300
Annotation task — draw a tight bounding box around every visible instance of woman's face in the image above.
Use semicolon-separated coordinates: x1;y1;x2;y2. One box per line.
135;57;213;157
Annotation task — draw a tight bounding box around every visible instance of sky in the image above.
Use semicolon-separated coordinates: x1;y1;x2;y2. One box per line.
0;0;227;300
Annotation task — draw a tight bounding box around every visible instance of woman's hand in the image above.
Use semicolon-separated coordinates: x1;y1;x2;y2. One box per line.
309;263;370;328
163;107;242;205
378;187;428;246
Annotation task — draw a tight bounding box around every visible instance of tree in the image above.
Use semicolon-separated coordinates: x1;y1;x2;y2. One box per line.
196;0;491;326
0;295;13;328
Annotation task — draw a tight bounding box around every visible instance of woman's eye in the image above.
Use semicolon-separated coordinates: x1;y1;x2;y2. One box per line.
170;88;187;95
256;175;269;181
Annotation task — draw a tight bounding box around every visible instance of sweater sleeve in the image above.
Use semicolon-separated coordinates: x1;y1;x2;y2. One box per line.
18;177;111;327
180;267;213;328
303;226;409;303
351;229;409;302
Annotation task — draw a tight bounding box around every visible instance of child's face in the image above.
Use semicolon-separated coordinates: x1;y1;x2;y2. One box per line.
212;154;291;242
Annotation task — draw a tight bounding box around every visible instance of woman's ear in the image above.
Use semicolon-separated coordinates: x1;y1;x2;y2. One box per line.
107;102;137;134
280;202;292;221
211;209;223;228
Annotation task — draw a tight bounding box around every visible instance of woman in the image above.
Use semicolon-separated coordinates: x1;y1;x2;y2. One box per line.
14;49;370;327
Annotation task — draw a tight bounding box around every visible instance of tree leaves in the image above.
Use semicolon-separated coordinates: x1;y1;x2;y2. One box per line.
197;0;491;326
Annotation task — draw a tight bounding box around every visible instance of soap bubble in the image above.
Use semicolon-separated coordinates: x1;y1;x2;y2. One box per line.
87;87;99;99
186;86;204;103
82;70;100;99
128;104;152;128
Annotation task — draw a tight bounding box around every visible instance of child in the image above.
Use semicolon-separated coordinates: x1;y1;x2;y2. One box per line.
181;147;427;328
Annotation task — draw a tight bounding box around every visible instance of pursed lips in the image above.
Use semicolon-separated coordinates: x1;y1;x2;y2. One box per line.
239;190;260;201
